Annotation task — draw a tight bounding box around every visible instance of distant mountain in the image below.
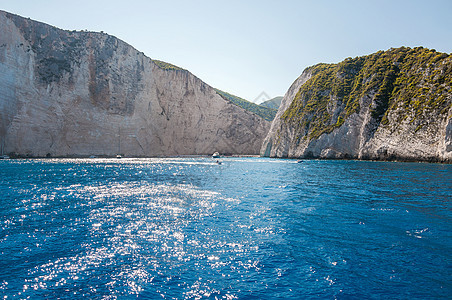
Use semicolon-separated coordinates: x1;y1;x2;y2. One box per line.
262;47;452;163
260;96;283;110
0;10;270;157
214;89;277;122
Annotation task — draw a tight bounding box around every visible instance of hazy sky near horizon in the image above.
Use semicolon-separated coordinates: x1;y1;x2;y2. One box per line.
1;0;452;102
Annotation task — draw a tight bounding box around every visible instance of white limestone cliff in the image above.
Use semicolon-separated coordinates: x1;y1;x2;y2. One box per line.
261;55;452;163
0;11;269;157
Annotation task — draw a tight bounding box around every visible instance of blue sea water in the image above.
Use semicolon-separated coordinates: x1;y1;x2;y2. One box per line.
0;157;451;299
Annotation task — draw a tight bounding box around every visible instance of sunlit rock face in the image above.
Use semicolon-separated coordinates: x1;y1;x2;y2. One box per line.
261;48;452;163
0;10;269;157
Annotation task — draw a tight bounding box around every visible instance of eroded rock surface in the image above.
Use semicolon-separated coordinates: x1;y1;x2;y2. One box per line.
0;11;269;157
261;47;452;163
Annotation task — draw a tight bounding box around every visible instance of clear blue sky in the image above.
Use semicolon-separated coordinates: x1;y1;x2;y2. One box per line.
1;0;451;103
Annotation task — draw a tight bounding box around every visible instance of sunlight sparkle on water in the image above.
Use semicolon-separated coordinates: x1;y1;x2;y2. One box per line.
0;158;450;299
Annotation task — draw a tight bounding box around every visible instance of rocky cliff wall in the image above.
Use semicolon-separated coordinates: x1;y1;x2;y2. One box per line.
0;11;269;157
261;47;452;163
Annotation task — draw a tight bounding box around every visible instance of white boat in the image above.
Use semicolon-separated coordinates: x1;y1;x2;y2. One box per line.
212;152;220;158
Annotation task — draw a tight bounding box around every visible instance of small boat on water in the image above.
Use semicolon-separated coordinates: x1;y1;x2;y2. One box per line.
212;152;220;159
0;141;7;159
116;154;122;159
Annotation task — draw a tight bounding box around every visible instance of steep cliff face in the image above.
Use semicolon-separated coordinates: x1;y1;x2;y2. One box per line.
261;47;452;162
0;11;269;157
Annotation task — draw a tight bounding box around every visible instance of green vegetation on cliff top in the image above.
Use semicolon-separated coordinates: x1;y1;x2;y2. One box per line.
215;89;277;122
153;60;186;71
282;47;452;140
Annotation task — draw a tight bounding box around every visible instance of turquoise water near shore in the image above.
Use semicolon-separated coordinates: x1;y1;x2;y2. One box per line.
0;158;451;299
